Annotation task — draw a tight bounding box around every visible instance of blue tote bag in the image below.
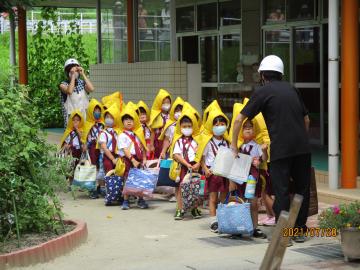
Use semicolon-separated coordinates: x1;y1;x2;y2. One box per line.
217;193;254;235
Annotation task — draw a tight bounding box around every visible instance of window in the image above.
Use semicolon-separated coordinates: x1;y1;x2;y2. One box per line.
102;1;128;63
265;0;285;23
200;36;218;82
197;3;218;31
264;29;290;80
294;27;320;82
176;6;195;32
220;34;240;82
138;0;170;62
219;0;241;26
286;0;315;21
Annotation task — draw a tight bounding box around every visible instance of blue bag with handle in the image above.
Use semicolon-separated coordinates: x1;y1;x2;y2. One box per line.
216;192;254;235
123;168;159;197
157;159;176;187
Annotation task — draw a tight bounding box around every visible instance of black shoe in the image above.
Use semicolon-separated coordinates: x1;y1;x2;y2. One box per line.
253;228;267;239
210;221;218;233
89;190;99;199
293;235;306;243
105;201;112;206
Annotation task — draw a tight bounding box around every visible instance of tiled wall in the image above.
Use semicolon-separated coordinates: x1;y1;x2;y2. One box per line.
89;61;189;107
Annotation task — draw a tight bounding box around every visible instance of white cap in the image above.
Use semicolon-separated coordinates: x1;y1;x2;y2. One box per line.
258;55;284;75
64;58;79;70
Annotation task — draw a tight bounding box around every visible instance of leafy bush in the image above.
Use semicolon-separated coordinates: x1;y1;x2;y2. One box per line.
0;86;69;242
28;7;90;128
318;201;360;232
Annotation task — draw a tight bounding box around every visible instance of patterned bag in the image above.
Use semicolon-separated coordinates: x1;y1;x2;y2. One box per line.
180;171;201;211
123;168;159;197
217;193;254;235
104;169;123;205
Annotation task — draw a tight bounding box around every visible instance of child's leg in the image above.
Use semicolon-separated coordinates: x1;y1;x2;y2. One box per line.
250;198;259;229
209;192;218;217
262;191;275;217
175;187;182;210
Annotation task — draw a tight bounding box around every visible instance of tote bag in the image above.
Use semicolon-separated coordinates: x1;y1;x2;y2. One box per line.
217;193;254;235
73;152;97;191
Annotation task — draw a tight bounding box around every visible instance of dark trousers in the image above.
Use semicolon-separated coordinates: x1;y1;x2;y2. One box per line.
270;153;311;229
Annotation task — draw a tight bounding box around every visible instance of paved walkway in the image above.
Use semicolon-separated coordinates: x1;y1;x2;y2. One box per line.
15;192;359;270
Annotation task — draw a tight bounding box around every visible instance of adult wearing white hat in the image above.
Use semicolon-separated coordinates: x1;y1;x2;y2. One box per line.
231;55;311;243
59;58;95;128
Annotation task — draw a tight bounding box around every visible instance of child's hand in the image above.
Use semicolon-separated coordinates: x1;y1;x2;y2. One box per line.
112;158;118;165
132;159;140;168
229;181;237;192
64;144;71;150
160;152;166;159
192;162;200;172
261;144;268;152
149;144;155;152
142;159;147;168
252;157;260;168
81;144;87;152
205;168;212;178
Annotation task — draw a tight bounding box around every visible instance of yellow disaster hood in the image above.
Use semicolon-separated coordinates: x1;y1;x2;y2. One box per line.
60;110;85;147
149;89;172;129
195;108;230;162
159;96;185;140
119;104;147;150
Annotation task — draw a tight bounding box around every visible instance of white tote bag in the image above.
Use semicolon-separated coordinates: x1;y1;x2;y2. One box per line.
73;152;97;191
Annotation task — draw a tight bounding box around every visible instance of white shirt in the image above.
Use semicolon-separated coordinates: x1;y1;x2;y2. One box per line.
164;123;176;143
240;140;263;159
117;130;142;157
98;128;117;152
64;130;81;150
142;124;151;140
173;137;198;163
87;123;104;143
203;138;229;167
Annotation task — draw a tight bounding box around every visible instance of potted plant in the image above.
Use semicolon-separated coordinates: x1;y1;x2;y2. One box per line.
318;201;360;262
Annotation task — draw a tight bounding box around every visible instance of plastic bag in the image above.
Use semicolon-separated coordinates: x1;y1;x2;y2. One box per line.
123;168;159;197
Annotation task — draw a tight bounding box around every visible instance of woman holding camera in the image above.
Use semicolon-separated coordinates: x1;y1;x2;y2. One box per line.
59;58;95;128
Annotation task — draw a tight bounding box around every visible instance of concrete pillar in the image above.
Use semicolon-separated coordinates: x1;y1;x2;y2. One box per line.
341;0;359;188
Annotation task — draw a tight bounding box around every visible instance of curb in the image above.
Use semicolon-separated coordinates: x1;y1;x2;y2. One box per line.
0;220;88;269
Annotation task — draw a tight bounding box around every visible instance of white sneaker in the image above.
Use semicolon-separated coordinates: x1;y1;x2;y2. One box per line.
263;216;276;226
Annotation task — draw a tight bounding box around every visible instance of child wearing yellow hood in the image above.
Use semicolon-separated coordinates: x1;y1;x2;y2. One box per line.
60;110;84;186
159;97;184;159
98;104;121;174
197;109;230;233
149;89;172;158
171;110;201;220
117;105;148;210
137;101;153;159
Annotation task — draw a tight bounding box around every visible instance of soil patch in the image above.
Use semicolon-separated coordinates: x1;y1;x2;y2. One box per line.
0;224;75;254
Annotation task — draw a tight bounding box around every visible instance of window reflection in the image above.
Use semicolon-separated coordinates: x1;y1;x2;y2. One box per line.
265;0;285;23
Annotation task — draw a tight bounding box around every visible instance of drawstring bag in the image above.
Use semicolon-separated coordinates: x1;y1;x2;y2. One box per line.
73;151;97;191
217;192;254;235
123;168;159;197
104;169;123;205
158;159;176;187
180;170;201;211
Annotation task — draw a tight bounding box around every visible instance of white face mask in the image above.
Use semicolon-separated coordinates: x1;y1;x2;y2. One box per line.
181;128;193;136
69;72;80;79
162;104;171;112
174;112;181;120
105;118;114;127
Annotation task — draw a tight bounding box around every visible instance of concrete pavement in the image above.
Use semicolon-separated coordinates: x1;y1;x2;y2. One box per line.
14;192;359;270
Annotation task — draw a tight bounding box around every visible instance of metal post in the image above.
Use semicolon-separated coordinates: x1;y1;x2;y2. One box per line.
127;0;135;63
341;0;359;188
328;0;339;190
96;0;102;63
18;6;28;85
170;0;177;61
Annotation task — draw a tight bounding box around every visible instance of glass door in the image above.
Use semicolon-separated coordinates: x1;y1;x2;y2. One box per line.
294;26;322;144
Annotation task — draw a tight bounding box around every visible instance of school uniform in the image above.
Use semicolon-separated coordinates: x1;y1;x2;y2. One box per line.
117;130;144;179
154;113;169;158
237;140;265;198
87;122;104;166
98;128;118;173
202;138;229;193
64;130;82;166
141;123;152;159
173;136;198;185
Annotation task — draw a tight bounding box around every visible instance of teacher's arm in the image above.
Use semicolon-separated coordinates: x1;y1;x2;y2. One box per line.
59;74;76;95
231;113;246;156
78;67;94;93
